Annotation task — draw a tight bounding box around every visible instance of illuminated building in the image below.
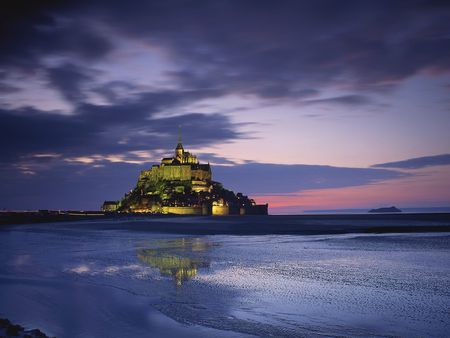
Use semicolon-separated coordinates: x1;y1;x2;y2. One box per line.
102;134;268;215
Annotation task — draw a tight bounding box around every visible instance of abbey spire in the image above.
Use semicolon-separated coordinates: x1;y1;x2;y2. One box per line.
175;125;184;162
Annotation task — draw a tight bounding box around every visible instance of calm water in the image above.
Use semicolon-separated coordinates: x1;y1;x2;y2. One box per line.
0;220;449;337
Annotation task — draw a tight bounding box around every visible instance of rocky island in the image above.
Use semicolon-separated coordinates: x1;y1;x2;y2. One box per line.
369;206;402;213
102;136;268;215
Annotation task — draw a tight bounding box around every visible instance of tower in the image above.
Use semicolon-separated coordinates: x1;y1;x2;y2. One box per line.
175;125;183;162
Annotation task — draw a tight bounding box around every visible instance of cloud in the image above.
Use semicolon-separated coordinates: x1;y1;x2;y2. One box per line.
46;63;94;104
196;153;237;165
372;154;450;169
0;158;407;210
3;0;450;101
92;81;139;103
214;163;407;194
0;82;21;93
0;160;142;210
303;95;372;106
0;106;97;163
91;0;450;96
0;1;113;71
0;90;244;166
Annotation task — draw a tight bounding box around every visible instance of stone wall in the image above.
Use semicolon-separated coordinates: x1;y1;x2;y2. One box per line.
192;168;211;181
245;204;269;215
102;203;118;212
162;165;191;180
162;206;203;215
212;205;230;216
139;164;211;184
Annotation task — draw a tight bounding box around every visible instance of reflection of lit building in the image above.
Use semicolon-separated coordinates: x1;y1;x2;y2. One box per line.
137;238;212;286
137;250;200;286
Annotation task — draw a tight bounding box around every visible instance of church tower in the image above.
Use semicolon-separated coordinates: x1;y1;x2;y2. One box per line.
175;126;183;162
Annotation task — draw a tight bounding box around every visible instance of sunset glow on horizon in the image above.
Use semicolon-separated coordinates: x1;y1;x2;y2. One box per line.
254;166;450;214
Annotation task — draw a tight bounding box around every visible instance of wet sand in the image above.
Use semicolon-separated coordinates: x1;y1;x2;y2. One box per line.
2;213;449;235
1;215;449;337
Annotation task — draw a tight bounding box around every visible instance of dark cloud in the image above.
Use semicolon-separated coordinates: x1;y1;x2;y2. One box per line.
0;1;112;72
196;153;237;165
372;154;450;169
46;63;94;103
0;106;96;163
73;87;227;126
0;161;141;210
303;95;372;106
3;0;450;99
92;81;138;103
0;82;21;94
0;87;243;165
0;160;407;210
214;163;408;194
83;0;450;97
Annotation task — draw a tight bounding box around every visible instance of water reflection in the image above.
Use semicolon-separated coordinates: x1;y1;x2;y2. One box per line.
137;238;214;286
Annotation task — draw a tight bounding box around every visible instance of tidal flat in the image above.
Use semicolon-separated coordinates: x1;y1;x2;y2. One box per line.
0;216;449;337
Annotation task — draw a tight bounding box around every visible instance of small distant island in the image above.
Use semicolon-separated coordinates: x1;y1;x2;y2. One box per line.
369;206;402;213
102;135;268;216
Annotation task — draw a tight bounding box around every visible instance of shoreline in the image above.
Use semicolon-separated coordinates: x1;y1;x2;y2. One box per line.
1;212;449;235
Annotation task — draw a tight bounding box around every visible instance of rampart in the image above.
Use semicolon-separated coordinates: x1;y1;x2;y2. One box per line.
162;206;204;215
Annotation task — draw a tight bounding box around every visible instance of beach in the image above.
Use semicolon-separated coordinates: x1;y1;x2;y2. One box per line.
1;215;449;337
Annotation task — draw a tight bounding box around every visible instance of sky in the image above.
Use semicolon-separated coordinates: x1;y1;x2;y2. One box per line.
1;0;449;213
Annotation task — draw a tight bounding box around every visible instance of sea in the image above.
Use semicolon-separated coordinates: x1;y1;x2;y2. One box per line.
0;215;449;337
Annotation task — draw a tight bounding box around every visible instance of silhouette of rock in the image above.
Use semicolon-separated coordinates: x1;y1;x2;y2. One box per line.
369;206;402;213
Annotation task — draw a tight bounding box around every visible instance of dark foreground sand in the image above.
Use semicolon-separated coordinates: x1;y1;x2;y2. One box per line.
0;318;51;338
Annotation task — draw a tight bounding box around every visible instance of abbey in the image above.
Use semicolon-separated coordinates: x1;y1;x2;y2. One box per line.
102;136;268;216
141;139;212;194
